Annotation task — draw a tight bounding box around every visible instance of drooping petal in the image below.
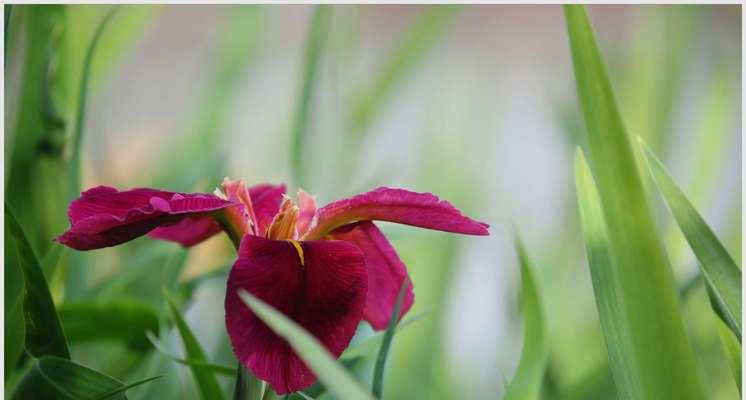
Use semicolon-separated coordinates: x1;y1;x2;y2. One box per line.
303;187;490;240
225;235;367;394
148;216;222;247
249;183;287;236
296;188;317;236
331;221;414;330
55;186;234;250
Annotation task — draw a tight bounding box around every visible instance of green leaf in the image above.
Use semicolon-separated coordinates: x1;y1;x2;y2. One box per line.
339;311;429;361
565;5;705;399
145;332;237;377
5;203;69;359
641;140;742;340
232;364;267;400
165;291;226;400
371;277;409;398
290;5;331;188
238;290;374;400
503;236;547;400
717;318;741;394
58;299;159;348
11;356;159;400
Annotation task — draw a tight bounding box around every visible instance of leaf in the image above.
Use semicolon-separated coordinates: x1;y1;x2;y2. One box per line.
238;290;375;400
371;277;409;398
145;331;237;377
58;299;160;348
5;203;70;359
165;291;226;400
11;356;159;400
232;364;267;400
641;140;742;340
717;318;741;394
290;5;331;188
565;5;705;399
340;310;429;361
503;236;547;400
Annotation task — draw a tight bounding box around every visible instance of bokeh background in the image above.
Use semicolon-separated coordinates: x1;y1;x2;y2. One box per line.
4;5;741;399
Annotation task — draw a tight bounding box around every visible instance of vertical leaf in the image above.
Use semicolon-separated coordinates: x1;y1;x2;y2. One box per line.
165;291;226;400
565;5;705;399
238;290;374;400
290;5;331;188
5;203;70;359
371;277;409;398
232;364;266;400
503;236;547;400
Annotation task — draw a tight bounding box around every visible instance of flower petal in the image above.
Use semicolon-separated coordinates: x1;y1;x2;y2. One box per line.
56;186;233;250
249;183;287;236
331;221;414;330
303;187;490;239
296;188;317;236
148;216;222;247
225;235;367;394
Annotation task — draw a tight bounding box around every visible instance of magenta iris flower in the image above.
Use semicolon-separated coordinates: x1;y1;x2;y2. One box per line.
56;178;489;394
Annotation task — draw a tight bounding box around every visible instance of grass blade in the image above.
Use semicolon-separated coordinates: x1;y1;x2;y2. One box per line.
290;5;331;188
232;363;267;400
565;5;705;399
371;277;409;398
503;236;547;400
641;140;741;340
165;291;226;400
146;331;237;377
5;203;70;359
340;310;429;361
238;290;374;400
717;319;741;394
93;375;163;400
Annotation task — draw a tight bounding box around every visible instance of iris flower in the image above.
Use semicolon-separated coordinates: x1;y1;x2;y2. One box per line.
56;178;489;394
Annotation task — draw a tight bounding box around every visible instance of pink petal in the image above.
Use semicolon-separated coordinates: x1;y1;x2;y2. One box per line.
303;187;490;240
148;216;222;247
296;188;317;236
249;184;286;236
56;186;234;250
331;221;414;330
225;235;367;394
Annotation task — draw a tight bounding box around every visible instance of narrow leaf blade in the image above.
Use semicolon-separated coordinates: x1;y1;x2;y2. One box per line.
641;140;741;340
371;277;410;398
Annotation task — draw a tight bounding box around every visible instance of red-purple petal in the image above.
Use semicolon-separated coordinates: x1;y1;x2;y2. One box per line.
303;187;490;239
249;183;286;236
331;221;414;330
148;216;222;247
225;235;367;394
56;186;234;250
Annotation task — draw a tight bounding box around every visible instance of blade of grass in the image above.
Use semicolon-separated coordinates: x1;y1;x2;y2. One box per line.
371;277;409;398
290;5;331;188
232;364;267;400
565;6;705;399
238;290;374;400
93;375;163;400
641;140;741;340
503;236;547;400
146;331;237;377
340;310;430;361
717;318;741;394
165;291;226;400
5;203;70;359
58;299;160;348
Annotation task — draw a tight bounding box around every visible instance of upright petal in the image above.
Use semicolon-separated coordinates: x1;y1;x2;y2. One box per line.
249;183;287;236
296;188;317;236
56;186;234;250
148;216;222;247
303;187;490;240
225;235;367;394
331;221;414;330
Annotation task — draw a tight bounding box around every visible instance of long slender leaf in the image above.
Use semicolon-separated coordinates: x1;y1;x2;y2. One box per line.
238;290;374;400
290;5;330;188
717;318;741;394
503;236;547;400
145;331;237;377
565;6;705;399
165;292;226;400
5;203;70;359
340;310;429;361
232;363;267;400
371;277;409;398
11;356;159;400
58;299;160;348
641;140;741;340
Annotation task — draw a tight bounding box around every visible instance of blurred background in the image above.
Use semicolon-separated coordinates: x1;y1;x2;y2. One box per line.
4;5;741;399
